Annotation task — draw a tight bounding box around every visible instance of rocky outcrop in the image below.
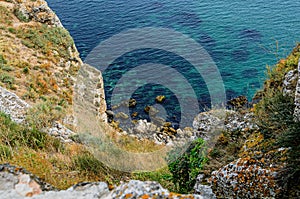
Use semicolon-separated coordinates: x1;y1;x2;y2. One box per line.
108;180;205;199
12;0;62;27
0;85;76;142
193;110;258;141
0;164;211;199
283;69;298;97
0;86;29;123
210;148;287;198
293;59;300;121
75;63;107;123
194;174;216;199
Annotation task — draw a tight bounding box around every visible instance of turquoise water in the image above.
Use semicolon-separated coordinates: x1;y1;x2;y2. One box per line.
47;0;300;126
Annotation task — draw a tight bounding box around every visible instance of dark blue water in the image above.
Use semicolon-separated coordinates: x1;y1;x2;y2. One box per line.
47;0;300;126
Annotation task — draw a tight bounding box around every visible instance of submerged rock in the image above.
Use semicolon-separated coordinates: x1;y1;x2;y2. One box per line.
155;95;166;103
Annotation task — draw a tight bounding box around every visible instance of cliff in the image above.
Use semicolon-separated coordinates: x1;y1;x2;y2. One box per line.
0;0;299;198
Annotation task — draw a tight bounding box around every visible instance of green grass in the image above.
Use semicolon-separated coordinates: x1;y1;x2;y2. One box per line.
15;24;74;59
13;8;30;22
167;138;208;193
132;167;174;191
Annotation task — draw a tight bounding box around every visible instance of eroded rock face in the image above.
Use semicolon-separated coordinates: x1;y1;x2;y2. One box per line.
210;155;285;198
13;0;62;27
193;110;258;141
283;69;298;97
293;60;300;121
0;86;29;123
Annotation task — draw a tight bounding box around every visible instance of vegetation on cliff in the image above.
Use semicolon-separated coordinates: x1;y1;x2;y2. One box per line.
0;0;299;197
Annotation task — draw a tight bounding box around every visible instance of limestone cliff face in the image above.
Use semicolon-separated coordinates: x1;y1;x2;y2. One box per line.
0;0;107;127
207;45;300;199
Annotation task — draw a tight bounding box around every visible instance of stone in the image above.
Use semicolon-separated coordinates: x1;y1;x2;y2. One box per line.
0;86;30;123
105;110;114;117
283;69;298;97
293;59;300;121
194;174;216;199
115;112;129;120
227;96;248;110
210;155;285;198
108;180;204;199
155;95;166;103
131;112;138;118
144;106;151;113
128;99;137;108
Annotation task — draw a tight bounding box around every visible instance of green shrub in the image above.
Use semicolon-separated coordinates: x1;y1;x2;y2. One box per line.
13;8;30;22
168;138;208;193
255;89;300;195
8;27;16;34
0;144;11;160
0;73;14;85
0;54;7;65
16;25;74;58
25;101;66;130
255;91;295;138
1;65;13;72
73;153;107;176
0;112;47;150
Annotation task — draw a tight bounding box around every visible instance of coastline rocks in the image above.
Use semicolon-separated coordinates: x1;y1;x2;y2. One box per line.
193;109;258;138
128;99;137;108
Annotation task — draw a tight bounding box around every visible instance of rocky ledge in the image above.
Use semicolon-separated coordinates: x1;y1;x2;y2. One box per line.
0;164;210;199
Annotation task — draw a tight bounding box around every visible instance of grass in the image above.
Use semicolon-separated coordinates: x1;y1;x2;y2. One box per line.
131;167;174;191
0;111;128;189
15;24;74;59
13;7;30;22
252;44;300;197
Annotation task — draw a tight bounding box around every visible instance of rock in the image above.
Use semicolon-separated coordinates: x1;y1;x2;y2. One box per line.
108;180;204;199
283;69;298;97
144;106;151;113
155;95;166;103
0;86;29;123
148;106;159;116
0;165;212;199
151;116;165;127
294;59;300;121
227;96;248;110
105;110;114;118
128;99;137;108
115;112;129;120
0;172;18;190
48;122;76;143
131;112;138;118
133;119;157;135
210;155;286;198
14;0;63;27
194;174;216;199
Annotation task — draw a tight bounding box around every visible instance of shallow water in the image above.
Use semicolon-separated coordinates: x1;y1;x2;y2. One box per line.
47;0;300;126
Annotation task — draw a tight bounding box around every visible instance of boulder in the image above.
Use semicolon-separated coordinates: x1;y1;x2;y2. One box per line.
155;95;166;103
